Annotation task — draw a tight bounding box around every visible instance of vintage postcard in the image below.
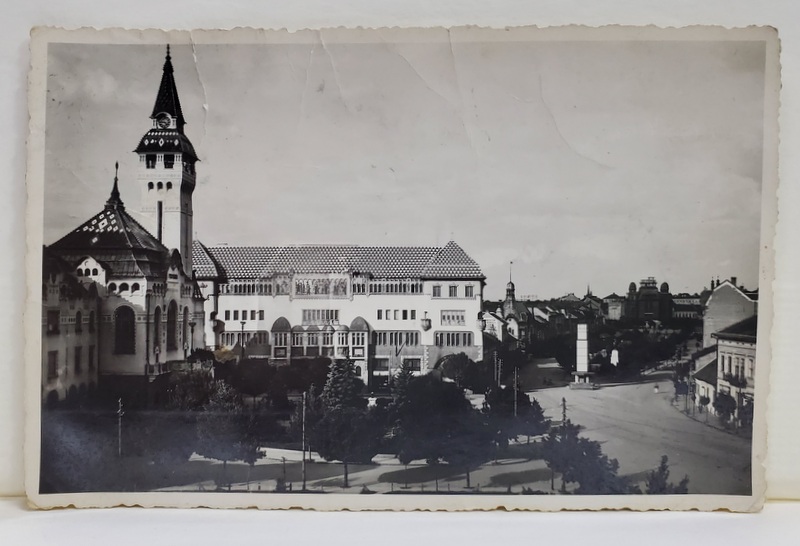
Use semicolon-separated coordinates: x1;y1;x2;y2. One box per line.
25;25;778;511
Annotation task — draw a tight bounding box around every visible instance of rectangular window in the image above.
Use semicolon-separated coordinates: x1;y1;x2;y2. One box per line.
225;310;231;320
393;310;399;320
47;351;58;379
273;332;288;346
88;345;95;371
233;310;239;320
258;310;264;320
307;333;319;346
241;310;246;321
410;310;416;320
449;285;458;298
374;358;390;371
338;332;349;345
74;346;82;375
441;310;466;326
46;310;60;335
250;310;256;320
323;332;333;346
402;310;408;320
164;154;175;169
465;285;474;298
432;286;441;298
404;358;422;371
145;154;156;169
352;332;366;345
377;309;383;320
292;333;304;346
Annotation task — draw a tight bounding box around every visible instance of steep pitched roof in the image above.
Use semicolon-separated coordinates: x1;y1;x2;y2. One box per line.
197;240;484;281
151;46;185;129
713;315;758;342
49;178;170;279
693;358;718;386
192;240;222;278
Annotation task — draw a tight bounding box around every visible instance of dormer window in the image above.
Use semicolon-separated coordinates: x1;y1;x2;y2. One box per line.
145;154;156;169
164;154;175;169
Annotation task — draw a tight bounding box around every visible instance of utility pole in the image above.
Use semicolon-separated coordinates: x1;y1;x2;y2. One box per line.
561;397;567;432
513;367;518;417
117;398;124;458
301;391;307;491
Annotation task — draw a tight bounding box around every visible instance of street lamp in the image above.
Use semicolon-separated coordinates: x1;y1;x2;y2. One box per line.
189;321;196;353
240;320;246;360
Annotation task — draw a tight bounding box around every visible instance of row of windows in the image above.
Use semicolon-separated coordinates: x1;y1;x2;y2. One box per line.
434;331;474;347
720;353;755;380
46;310;96;335
76;268;99;277
302;309;340;325
143;153;177;169
229;330;471;349
374;358;422;371
107;282;141;294
441;310;465;326
375;331;420;347
377;309;417;321
224;309;266;321
147;181;174;190
432;285;474;298
367;281;425;294
46;346;95;380
223;283;276;295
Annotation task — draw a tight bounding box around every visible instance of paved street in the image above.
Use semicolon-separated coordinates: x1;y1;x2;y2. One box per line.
533;371;752;495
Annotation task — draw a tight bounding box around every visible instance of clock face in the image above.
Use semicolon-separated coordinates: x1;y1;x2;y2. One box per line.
157;115;171;129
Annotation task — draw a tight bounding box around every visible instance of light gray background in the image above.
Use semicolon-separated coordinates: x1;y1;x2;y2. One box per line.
2;0;800;541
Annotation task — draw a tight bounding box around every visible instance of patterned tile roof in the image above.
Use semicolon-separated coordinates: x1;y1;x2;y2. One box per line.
49;182;171;279
196;240;484;281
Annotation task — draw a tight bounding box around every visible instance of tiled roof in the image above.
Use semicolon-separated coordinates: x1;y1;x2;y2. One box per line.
693;359;718;386
197;240;484;281
713;315;758;342
192;241;221;278
49;185;171;279
134;129;198;161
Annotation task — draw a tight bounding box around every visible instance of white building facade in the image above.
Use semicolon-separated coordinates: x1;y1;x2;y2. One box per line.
194;241;486;390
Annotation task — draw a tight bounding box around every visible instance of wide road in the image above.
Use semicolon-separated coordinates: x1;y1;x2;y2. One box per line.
531;371;753;495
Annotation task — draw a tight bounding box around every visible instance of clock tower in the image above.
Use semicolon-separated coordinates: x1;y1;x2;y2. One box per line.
135;45;198;275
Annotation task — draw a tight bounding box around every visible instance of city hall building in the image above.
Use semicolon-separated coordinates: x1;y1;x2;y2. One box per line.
193;241;486;389
42;48;206;405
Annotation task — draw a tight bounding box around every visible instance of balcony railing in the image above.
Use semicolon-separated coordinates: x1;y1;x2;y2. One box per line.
722;373;749;389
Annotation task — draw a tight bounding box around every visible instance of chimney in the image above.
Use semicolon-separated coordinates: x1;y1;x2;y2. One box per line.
731;276;737;287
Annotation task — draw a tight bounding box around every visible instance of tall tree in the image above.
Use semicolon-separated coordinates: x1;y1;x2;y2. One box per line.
195;382;247;490
321;359;366;410
312;359;376;487
541;420;631;494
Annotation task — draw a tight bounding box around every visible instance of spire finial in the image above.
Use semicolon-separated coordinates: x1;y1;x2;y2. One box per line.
166;44;171;61
509;261;513;283
106;162;123;209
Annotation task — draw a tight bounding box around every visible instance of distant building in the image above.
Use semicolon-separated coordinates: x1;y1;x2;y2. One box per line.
624;277;672;322
713;315;757;424
671;293;704;320
702;277;758;347
602;293;625;321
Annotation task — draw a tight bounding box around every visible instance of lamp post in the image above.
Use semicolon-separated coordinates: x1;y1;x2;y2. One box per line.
189;321;196;353
240;320;246;360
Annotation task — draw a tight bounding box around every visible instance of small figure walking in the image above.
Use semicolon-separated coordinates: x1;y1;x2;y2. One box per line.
653;384;660;394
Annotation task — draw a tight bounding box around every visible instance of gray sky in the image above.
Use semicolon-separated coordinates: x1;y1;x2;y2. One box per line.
43;35;766;300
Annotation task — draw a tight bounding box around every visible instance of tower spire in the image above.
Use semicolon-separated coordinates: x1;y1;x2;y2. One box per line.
151;43;185;132
106;162;124;209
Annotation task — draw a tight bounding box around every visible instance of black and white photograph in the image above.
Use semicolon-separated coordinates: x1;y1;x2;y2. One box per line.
25;26;777;511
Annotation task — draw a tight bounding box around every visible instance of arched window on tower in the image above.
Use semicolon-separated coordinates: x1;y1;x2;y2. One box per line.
167;300;178;351
182;307;189;351
114;306;136;355
153;306;162;349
